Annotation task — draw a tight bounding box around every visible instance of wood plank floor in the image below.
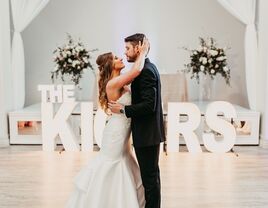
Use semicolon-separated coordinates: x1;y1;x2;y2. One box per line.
1;145;268;208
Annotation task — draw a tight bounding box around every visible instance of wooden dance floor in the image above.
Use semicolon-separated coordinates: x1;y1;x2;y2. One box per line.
0;145;268;208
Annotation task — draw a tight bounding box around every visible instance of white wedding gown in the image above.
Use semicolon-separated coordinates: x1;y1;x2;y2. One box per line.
65;91;145;208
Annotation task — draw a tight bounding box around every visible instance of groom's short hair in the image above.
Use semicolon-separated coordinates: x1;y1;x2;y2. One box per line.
124;33;145;46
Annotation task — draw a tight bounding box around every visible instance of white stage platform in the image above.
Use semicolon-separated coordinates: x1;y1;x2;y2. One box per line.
8;102;260;145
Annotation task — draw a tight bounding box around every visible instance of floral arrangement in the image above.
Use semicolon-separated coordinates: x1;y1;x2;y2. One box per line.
51;34;97;86
184;37;230;85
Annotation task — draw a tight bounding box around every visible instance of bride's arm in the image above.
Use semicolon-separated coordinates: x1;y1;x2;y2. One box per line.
107;39;149;89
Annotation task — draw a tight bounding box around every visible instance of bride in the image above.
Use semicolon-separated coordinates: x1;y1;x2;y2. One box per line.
65;38;149;208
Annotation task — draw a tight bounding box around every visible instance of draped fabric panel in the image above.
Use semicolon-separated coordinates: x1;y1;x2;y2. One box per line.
10;0;50;109
217;0;258;110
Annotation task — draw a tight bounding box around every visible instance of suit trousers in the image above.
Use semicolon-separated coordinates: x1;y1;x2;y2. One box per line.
134;144;161;208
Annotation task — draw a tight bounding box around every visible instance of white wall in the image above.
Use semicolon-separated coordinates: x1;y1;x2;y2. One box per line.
21;0;247;107
257;0;268;139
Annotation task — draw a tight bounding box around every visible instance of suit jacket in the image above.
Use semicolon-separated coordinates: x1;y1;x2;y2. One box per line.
125;58;166;147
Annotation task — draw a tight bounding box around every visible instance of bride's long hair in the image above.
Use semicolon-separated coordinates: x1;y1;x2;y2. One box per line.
96;52;114;113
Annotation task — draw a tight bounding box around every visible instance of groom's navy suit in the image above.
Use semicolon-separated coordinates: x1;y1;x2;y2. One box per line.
125;58;166;208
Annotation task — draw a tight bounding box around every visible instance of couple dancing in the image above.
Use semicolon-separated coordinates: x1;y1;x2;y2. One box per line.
66;33;166;208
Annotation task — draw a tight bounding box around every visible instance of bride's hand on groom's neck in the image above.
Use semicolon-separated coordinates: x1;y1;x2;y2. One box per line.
138;37;149;56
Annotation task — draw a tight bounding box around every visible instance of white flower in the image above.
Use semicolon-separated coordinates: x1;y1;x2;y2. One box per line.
75;46;83;52
200;65;205;71
216;56;223;61
210;50;218;56
208;58;212;63
216;56;226;61
211;69;215;74
199;57;207;64
77;66;81;69
83;57;88;63
72;49;76;55
202;58;207;65
203;47;207;52
68;58;72;63
223;66;229;72
194;51;198;55
198;46;203;52
215;64;219;68
62;52;67;58
72;60;79;66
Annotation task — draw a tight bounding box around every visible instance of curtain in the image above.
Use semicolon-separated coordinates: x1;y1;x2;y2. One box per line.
217;0;258;110
258;0;268;141
0;0;11;144
10;0;50;109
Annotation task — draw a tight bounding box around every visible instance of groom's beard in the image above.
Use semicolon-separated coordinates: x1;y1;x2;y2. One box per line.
126;54;138;63
127;58;135;63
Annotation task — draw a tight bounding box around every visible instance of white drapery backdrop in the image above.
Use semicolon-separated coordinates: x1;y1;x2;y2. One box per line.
258;0;268;141
0;0;12;145
11;0;50;110
217;0;258;110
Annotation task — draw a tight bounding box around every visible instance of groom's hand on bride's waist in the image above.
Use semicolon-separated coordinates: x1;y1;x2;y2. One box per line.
108;101;125;114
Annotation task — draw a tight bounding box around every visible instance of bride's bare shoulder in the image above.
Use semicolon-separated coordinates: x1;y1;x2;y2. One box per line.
106;79;124;101
106;77;116;89
107;78;130;92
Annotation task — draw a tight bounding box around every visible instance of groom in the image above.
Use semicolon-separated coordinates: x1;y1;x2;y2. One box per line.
108;33;166;208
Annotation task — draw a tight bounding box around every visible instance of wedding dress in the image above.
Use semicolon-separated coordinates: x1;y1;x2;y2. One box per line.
65;91;145;208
